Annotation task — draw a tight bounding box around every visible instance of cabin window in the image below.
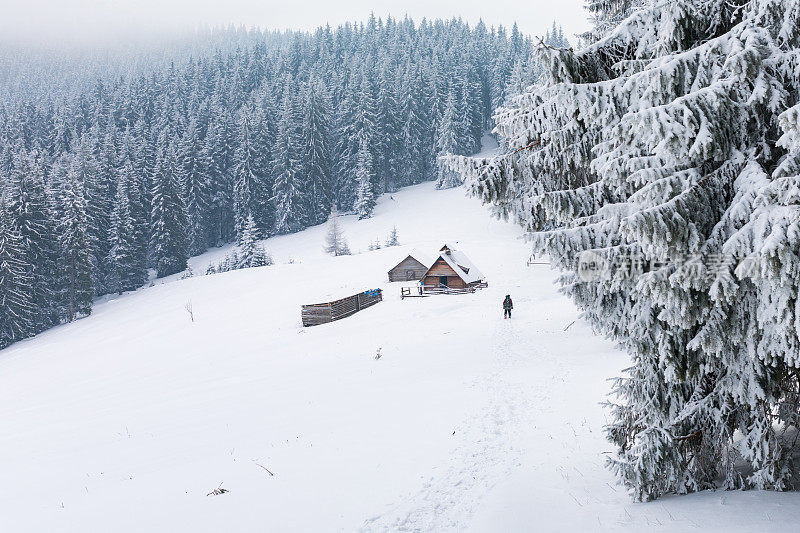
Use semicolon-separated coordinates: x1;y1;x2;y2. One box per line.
406;270;415;280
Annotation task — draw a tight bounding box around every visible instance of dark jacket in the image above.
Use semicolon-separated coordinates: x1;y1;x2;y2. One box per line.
503;297;513;310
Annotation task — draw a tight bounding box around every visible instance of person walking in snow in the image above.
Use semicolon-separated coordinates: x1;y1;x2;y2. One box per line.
503;295;513;319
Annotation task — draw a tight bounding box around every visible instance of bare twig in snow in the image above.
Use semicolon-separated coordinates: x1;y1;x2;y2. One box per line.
253;461;274;476
184;300;194;322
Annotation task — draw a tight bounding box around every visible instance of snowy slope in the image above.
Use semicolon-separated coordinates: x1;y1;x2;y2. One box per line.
1;181;798;532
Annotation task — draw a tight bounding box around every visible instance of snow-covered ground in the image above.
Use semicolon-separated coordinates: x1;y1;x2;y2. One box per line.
1;180;798;532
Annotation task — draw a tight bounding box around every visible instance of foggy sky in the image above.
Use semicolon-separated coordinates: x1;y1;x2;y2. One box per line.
0;0;590;47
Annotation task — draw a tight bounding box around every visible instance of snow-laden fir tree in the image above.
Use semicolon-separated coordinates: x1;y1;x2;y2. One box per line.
399;65;431;184
58;162;94;321
7;149;60;332
301;77;334;225
237;213;272;269
205;107;236;244
0;191;35;348
435;91;464;189
333;81;361;210
233;107;270;243
150;136;188;278
454;0;800;500
459;61;485;154
109;163;147;293
75;135;112;294
335;71;380;210
385;225;400;247
272;87;305;234
376;71;403;193
129;121;154;265
178;118;212;255
323;205;350;256
251;92;277;231
354;135;377;219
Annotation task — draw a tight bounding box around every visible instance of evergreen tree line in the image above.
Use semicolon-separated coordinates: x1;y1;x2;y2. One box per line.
0;16;564;350
455;0;800;500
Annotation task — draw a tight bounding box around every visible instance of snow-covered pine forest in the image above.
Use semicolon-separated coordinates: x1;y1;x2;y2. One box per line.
455;0;800;501
0;18;569;350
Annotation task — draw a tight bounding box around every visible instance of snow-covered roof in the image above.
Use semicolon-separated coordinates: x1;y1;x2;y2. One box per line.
436;246;485;283
409;250;435;268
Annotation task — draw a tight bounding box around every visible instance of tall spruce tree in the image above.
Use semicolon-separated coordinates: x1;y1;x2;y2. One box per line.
334;80;362;210
354;135;377;219
272;89;304;234
150;135;188;278
58;162;94;321
7;149;60;332
399;65;430;185
109;162;147;293
455;0;800;501
301;77;334;225
178;118;212;255
0;192;35;348
376;69;402;193
76;134;113;295
233;107;270;243
435;91;463;189
238;213;270;268
250;98;276;233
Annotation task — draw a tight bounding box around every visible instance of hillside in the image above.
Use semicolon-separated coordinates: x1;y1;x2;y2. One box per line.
0;16;543;353
1;182;798;532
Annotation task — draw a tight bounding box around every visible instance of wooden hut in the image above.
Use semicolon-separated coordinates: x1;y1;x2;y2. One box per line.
421;244;485;289
388;253;431;282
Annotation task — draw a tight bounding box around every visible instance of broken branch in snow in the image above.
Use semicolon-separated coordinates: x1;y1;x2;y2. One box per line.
674;430;702;442
253;461;274;476
206;483;228;496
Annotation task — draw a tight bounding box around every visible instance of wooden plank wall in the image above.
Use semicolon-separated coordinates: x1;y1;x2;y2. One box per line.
425;258;458;277
388;257;428;282
301;289;383;327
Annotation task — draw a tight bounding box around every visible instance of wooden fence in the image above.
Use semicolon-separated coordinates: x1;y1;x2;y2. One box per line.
301;289;383;327
401;281;488;299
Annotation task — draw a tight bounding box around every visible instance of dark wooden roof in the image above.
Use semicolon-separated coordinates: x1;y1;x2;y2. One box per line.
389;255;428;272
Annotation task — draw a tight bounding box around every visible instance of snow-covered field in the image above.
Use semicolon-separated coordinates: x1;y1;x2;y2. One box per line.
1;181;798;532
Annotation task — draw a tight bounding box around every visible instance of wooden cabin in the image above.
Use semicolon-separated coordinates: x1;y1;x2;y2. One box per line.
421;245;485;289
388;254;431;282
